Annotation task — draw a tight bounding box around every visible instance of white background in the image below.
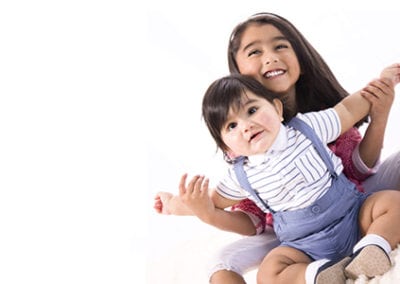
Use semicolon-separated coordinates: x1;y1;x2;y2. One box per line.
146;1;400;284
0;1;399;284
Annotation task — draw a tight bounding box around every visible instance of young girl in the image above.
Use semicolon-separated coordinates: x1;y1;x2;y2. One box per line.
184;69;399;284
154;12;400;283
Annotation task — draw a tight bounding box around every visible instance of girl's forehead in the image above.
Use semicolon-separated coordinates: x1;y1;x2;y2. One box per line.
241;23;282;39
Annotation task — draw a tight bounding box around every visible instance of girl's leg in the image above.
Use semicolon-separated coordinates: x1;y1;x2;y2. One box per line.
362;151;400;193
208;227;280;284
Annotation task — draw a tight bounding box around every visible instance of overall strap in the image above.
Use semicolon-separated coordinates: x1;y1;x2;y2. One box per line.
233;156;272;213
287;117;338;178
232;116;339;214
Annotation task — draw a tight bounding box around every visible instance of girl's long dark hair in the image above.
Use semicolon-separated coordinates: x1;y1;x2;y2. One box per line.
228;12;367;126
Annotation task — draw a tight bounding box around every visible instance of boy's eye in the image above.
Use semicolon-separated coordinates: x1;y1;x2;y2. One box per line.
248;107;257;115
227;122;237;131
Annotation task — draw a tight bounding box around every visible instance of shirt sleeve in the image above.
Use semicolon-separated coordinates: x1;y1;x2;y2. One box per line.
216;167;248;201
297;109;341;144
352;144;380;175
231;199;267;234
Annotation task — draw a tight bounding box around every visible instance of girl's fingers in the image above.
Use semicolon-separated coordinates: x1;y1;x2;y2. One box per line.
364;80;390;98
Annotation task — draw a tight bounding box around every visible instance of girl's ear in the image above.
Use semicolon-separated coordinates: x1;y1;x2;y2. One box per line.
272;98;284;121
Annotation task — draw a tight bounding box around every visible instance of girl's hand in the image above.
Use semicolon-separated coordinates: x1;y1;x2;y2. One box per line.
178;173;216;222
362;78;394;124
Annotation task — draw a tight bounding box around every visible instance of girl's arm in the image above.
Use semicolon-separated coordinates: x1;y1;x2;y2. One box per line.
357;63;400;167
357;88;392;168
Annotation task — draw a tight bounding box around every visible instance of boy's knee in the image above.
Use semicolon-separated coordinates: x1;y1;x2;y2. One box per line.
210;269;245;284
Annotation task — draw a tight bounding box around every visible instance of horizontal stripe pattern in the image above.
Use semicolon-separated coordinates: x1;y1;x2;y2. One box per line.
217;109;344;212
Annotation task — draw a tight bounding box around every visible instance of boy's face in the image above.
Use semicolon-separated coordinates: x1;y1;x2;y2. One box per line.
221;91;283;157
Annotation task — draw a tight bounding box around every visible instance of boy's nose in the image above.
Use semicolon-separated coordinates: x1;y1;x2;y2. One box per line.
241;120;253;132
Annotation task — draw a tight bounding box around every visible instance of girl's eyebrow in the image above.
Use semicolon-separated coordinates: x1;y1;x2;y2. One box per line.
242;36;288;52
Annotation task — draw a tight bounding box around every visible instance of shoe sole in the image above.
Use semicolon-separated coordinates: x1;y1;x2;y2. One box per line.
315;257;350;284
345;245;391;279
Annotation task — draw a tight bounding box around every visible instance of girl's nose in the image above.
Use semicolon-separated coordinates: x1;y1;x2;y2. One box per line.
265;57;278;65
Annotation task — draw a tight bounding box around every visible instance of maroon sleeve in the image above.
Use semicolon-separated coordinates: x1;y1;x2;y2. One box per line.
231;199;268;234
328;127;370;192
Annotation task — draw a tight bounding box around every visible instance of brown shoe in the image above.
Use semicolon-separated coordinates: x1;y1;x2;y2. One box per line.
315;257;351;284
344;245;391;279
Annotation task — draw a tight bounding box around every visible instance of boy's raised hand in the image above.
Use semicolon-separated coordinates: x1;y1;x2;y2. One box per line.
153;192;174;215
380;63;400;88
179;173;216;222
361;63;400;121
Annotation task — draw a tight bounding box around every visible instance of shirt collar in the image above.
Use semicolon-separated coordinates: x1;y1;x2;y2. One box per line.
247;124;288;165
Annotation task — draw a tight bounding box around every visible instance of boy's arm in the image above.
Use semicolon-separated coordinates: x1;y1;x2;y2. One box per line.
154;191;194;215
335;64;400;134
179;174;257;235
334;87;371;134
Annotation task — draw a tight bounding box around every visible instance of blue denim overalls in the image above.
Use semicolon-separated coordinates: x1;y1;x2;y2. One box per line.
233;117;367;261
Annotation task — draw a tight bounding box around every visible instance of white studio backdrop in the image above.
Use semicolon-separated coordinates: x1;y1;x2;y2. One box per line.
0;1;399;284
146;1;400;284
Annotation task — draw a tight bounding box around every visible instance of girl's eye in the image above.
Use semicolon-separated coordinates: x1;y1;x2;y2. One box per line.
248;49;260;57
276;43;289;50
248;107;257;115
227;122;237;131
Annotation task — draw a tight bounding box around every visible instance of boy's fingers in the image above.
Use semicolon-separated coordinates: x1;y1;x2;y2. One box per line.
179;173;188;196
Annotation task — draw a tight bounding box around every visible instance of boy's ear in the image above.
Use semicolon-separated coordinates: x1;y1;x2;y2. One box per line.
272;98;284;121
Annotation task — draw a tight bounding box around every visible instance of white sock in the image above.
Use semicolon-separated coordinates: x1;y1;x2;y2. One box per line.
305;258;330;284
353;234;391;255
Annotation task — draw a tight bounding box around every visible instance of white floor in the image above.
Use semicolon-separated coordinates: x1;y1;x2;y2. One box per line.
147;213;400;284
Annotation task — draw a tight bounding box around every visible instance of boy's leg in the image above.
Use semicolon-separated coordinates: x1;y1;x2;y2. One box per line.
256;246;311;284
357;190;400;248
345;190;400;279
209;270;246;284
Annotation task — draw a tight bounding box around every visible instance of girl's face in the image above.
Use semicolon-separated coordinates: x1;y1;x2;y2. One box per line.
221;91;283;157
235;24;301;97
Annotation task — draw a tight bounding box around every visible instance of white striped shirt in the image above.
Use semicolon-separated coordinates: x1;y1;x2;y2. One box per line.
217;108;344;212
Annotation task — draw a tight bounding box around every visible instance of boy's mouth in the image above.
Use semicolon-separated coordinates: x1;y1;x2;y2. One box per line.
250;131;263;142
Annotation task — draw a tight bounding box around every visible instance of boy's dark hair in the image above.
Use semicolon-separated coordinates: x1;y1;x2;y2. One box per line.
202;74;285;152
227;12;366;126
